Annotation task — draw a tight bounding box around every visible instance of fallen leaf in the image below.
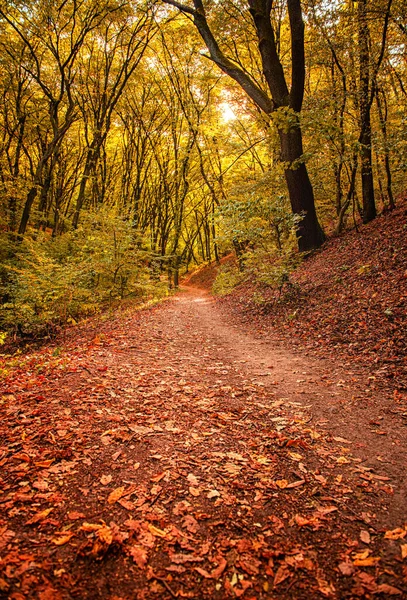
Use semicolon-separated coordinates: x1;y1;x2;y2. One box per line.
286;479;305;489
68;511;85;520
52;532;75;546
353;556;380;567
129;545;148;568
96;525;113;545
207;490;220;499
100;475;112;485
360;530;371;544
384;528;406;540
275;479;288;489
401;544;407;560
108;486;125;504
148;524;167;538
25;508;54;525
189;486;201;497
273;564;291;586
376;584;402;595
211;557;227;579
338;562;354;576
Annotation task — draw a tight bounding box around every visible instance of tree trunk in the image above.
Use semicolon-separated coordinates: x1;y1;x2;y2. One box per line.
279;126;325;252
358;0;376;223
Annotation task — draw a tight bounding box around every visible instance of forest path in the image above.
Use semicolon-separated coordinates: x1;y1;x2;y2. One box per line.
174;285;407;523
1;285;407;599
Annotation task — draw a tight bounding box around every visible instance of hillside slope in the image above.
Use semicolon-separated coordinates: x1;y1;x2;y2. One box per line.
219;202;407;395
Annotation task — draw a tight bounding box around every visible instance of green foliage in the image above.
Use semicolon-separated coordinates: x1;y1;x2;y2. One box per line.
244;247;302;292
212;262;244;296
0;211;168;337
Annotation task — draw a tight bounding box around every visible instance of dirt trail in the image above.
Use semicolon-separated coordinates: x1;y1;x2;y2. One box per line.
1;285;406;599
176;286;407;523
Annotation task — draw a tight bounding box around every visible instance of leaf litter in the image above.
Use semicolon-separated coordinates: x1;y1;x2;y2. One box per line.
0;265;407;597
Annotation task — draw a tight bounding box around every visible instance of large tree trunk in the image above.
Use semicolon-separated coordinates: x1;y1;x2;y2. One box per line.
279;127;325;251
358;0;376;224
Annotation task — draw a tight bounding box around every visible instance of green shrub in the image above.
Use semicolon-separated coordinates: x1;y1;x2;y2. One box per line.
212;262;244;296
0;210;168;337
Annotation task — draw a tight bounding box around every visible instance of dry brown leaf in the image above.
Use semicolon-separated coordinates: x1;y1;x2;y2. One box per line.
338;562;354;576
195;567;212;579
317;578;336;597
211;557;227;579
189;486;201;497
273;564;291;586
376;584;402;595
108;486;125;505
207;490;220;499
80;522;103;532
151;471;166;483
182;515;199;534
118;498;135;511
286;479;305;489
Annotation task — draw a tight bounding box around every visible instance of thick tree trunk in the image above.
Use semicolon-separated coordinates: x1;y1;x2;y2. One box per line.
358;0;376;224
279;126;325;252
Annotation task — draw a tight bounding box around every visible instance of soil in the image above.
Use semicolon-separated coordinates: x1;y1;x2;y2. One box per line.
1;278;407;599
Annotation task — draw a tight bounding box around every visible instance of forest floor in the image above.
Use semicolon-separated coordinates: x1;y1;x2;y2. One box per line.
1;210;407;599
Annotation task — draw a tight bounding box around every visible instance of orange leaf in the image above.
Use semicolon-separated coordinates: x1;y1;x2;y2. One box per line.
52;532;75;546
353;556;380;567
68;511;85;520
25;508;53;525
129;545;148;568
96;525;113;545
384;528;406;540
401;544;407;560
108;486;125;504
286;479;305;489
275;479;288;489
80;522;103;532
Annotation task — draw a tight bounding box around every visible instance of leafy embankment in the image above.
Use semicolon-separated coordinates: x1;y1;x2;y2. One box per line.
219;202;407;394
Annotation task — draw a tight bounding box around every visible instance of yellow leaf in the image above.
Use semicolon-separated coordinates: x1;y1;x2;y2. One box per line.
148;524;167;538
108;486;125;504
336;456;350;464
